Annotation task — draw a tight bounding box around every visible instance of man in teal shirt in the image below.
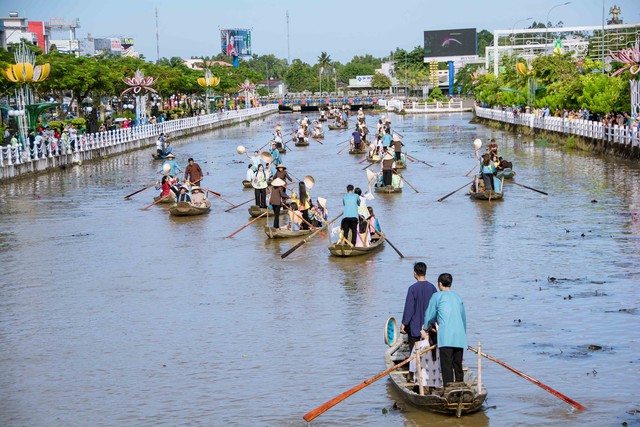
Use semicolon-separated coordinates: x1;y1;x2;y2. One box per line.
341;184;360;245
423;273;467;386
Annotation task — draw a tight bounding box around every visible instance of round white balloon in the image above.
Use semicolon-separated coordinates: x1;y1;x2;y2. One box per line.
473;139;482;150
236;145;246;155
163;163;171;173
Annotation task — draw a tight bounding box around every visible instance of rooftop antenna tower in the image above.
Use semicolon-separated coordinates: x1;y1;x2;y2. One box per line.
286;10;290;65
155;7;160;63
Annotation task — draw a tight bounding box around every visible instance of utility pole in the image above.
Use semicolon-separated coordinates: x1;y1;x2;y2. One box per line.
155;7;160;63
286;11;290;65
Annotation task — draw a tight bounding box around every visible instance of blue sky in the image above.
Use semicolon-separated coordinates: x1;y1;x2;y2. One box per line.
4;0;639;63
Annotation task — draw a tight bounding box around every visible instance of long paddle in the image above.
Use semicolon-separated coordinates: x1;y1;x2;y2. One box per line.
226;212;267;238
362;162;376;171
224;197;254;212
437;180;474;202
405;153;433;168
337;145;349;155
464;163;477;177
201;188;235;207
143;197;167;210
358;157;369;164
281;213;343;259
384;235;404;258
467;345;586;410
512;182;548;196
311;136;324;145
124;182;157;199
302;344;435;422
400;175;419;193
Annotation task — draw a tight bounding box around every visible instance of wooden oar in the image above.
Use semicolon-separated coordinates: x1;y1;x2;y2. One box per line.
358;157;369;164
281;213;343;259
226;212;267;238
337;145;349;155
124;182;156;199
224;197;253;212
311;136;324;144
336;138;350;146
400;175;419;193
437;180;473;202
143;197;166;210
467;345;586;410
464;163;477;177
362;162;376;171
512;182;548;196
303;344;435;422
405;153;433;168
384;235;404;258
201;188;235;207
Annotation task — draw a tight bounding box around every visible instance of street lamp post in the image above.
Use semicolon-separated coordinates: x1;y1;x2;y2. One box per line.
545;2;571;53
333;68;337;95
319;67;324;97
511;17;533;47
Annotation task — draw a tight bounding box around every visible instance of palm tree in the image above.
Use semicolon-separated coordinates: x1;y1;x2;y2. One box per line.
317;52;332;69
317;52;332;94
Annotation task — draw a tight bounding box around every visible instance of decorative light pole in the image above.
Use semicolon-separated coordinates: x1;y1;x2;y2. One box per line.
239;79;256;109
511;17;533;47
197;69;220;114
122;69;158;126
1;42;52;160
545;2;571;53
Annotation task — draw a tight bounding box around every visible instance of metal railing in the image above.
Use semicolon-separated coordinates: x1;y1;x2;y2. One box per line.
475;106;640;148
0;105;278;167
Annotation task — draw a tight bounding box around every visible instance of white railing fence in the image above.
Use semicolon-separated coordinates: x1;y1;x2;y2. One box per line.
0;105;278;167
475;106;640;148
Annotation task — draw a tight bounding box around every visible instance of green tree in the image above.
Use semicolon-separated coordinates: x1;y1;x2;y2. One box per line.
284;59;317;92
371;72;392;89
477;30;493;57
578;73;628;114
338;54;382;83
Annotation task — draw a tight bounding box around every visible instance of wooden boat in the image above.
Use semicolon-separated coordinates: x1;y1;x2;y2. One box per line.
169;200;211;216
328;123;349;130
153;194;175;204
469;176;504;200
328;232;386;256
278;147;287;154
374;184;402;193
264;226;313;239
248;205;287;218
384;332;488;417
349;145;367;155
496;168;516;179
294;137;310;147
396;160;407;170
312;132;325;139
318;116;327;122
242;180;253;189
152;152;168;160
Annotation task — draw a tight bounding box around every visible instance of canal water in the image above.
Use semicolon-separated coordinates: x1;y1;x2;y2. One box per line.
1;112;639;426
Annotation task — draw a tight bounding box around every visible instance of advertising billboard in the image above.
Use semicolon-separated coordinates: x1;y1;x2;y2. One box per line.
424;28;477;62
121;37;134;50
220;29;252;57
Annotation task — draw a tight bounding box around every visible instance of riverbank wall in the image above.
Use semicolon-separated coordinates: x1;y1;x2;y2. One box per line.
0;105;279;182
473;106;640;160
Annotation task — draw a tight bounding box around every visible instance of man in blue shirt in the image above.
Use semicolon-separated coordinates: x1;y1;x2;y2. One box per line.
340;184;360;245
401;262;437;352
423;273;467;387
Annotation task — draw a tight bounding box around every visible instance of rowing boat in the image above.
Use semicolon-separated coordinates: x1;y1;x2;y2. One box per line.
496;168;516;179
469;175;504;200
242;180;253;189
312;132;325;139
349;146;367;155
169;200;211;216
396;160;407;170
328;232;386;256
318;117;327;122
152;152;168;160
294;137;310;146
384;330;487;417
248;205;287;218
328;123;348;130
374;185;402;193
153;194;175;204
264;226;313;239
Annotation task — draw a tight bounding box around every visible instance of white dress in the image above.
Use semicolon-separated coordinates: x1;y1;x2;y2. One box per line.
409;340;443;388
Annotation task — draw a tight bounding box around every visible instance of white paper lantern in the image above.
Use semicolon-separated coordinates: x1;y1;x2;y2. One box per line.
473;139;482;150
236;145;246;155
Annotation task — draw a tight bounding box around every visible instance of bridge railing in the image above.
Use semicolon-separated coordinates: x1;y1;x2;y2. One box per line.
475;106;640;148
0;104;278;168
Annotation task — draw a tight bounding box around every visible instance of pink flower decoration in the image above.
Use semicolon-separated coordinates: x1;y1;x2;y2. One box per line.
609;42;640;77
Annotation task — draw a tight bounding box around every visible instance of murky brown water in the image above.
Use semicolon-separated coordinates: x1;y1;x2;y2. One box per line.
1;112;639;426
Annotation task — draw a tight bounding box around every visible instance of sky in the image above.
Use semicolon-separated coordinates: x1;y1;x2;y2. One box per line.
4;0;640;64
